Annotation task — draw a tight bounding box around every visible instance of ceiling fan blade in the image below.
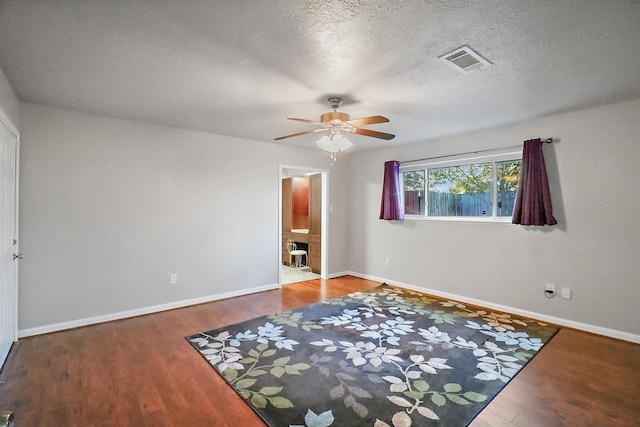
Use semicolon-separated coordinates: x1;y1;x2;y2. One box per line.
345;115;390;127
287;117;324;125
274;128;327;141
352;128;396;140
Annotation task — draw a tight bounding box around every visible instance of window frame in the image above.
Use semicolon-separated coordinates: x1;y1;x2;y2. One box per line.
400;149;522;223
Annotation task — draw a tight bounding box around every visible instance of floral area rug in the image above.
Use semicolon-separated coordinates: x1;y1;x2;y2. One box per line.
186;284;558;427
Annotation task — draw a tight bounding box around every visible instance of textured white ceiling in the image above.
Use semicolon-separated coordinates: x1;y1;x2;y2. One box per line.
1;0;639;151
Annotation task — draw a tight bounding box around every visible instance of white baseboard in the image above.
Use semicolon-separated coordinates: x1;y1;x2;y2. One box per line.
328;270;351;279
19;273;640;345
18;282;280;338
346;271;640;344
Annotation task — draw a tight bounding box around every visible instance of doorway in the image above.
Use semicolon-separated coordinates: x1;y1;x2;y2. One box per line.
279;166;328;286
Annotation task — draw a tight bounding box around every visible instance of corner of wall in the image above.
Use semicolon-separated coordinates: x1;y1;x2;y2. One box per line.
0;66;20;133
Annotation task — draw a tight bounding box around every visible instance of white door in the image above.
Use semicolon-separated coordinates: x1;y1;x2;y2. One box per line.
0;120;18;366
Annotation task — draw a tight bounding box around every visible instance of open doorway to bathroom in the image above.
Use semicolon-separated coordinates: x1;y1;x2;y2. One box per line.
279;166;328;285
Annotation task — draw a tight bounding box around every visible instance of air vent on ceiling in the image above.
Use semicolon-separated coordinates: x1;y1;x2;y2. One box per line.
439;45;491;73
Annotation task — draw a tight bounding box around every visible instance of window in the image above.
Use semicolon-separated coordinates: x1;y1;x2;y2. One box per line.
401;150;521;221
402;170;425;215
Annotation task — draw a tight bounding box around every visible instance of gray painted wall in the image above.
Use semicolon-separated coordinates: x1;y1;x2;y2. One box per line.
18;103;347;331
13;94;640;339
0;66;19;131
346;98;640;337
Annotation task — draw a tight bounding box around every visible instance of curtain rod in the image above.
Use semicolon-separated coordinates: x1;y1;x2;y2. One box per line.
400;138;554;165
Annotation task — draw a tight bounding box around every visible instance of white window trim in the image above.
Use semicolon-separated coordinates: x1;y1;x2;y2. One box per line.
400;149;522;223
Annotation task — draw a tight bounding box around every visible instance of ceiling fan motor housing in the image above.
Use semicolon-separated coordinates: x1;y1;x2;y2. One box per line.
321;111;350;124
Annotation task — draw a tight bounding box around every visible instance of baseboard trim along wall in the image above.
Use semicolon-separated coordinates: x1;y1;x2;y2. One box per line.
18;282;281;338
19;273;639;344
328;270;351;279
347;272;640;345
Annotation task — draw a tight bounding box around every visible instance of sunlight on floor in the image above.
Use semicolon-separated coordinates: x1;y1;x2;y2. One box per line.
281;265;320;285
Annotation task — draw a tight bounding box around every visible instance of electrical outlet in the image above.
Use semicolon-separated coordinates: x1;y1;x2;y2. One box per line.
544;284;556;298
561;287;572;299
170;274;178;285
385;258;390;267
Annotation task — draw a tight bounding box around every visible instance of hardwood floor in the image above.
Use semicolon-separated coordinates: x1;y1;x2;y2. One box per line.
0;276;638;426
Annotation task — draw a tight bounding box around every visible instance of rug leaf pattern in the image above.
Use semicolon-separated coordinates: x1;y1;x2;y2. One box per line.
187;285;558;426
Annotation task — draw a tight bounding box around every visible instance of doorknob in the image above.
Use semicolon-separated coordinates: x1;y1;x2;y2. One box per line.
12;253;22;260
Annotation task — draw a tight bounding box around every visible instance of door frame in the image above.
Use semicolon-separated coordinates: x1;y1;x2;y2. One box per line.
278;165;329;286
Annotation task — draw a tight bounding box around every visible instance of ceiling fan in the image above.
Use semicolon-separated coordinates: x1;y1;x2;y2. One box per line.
274;97;395;160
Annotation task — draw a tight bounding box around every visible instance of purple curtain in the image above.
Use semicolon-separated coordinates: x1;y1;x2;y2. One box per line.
512;138;557;226
379;160;404;220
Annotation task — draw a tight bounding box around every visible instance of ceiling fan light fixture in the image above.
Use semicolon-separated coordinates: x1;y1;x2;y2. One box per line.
316;133;353;153
274;97;395;160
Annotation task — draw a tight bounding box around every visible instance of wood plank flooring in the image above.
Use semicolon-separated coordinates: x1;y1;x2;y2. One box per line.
0;276;638;426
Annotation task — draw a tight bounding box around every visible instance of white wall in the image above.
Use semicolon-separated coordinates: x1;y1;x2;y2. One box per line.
17;98;640;339
18;103;348;332
0;66;19;132
347;98;640;338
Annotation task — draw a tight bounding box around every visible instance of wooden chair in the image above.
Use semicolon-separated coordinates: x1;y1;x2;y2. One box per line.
285;239;308;270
